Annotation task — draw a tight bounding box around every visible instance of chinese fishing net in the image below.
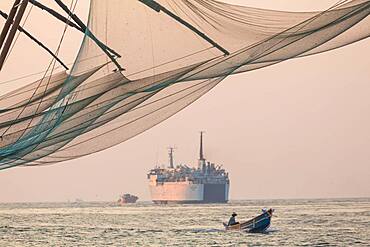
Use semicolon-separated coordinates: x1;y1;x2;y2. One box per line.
0;0;369;169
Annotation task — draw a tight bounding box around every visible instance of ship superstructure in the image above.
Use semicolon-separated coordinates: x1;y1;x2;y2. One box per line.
147;132;229;204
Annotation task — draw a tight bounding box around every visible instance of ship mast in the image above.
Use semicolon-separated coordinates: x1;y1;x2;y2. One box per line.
168;147;175;169
198;131;206;170
199;131;205;161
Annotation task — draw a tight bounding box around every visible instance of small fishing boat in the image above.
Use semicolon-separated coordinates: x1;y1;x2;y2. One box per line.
223;209;274;233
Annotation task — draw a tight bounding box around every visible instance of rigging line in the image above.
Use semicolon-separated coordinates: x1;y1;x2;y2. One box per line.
138;0;230;56
0;67;65;85
183;1;220;30
144;6;156;84
0;10;68;70
0;54;106;86
126;47;213;77
0;46;212;97
104;0;109;74
0;75;66;110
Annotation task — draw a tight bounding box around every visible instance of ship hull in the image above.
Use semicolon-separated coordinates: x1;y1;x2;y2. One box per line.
149;181;229;204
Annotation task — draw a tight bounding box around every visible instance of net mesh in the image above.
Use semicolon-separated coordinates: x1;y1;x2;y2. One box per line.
0;0;369;169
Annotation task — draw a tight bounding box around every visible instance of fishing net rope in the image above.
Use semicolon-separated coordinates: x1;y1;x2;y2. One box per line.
0;0;369;169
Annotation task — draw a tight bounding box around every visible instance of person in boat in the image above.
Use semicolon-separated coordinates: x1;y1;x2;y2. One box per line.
262;208;274;216
228;212;239;226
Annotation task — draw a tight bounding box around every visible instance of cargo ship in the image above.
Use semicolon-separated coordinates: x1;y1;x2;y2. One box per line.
147;132;229;204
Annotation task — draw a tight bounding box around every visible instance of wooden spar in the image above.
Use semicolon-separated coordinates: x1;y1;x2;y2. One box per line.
30;0;119;57
0;0;29;70
0;0;21;50
138;0;230;56
160;6;230;56
53;0;124;71
29;0;124;71
28;0;84;33
53;0;123;71
0;10;69;70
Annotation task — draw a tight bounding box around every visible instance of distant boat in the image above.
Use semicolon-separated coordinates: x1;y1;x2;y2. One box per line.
223;209;274;233
74;198;84;203
118;194;139;205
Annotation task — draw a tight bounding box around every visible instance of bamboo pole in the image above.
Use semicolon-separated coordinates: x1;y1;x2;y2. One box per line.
0;0;21;50
0;0;29;70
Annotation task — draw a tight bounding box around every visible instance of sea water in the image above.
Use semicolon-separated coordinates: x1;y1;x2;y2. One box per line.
0;198;369;246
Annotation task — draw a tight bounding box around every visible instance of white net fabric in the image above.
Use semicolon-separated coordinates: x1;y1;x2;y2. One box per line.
0;0;369;169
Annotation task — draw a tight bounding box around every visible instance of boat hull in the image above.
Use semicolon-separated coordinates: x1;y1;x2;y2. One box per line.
224;210;273;233
149;181;229;204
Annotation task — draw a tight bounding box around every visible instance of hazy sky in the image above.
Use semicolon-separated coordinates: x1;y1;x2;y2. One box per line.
0;1;369;202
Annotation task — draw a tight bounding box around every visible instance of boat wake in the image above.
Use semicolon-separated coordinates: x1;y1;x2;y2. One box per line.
262;227;279;234
190;228;224;233
172;228;224;234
